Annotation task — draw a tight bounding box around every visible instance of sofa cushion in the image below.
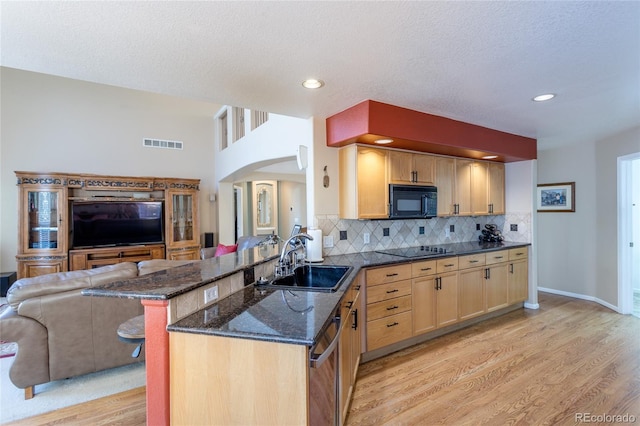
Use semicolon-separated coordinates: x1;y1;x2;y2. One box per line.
137;259;198;275
7;262;139;311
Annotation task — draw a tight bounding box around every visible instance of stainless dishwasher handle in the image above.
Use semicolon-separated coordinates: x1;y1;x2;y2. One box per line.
309;317;341;369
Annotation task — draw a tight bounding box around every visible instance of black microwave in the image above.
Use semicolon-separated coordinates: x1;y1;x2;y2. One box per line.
389;184;437;219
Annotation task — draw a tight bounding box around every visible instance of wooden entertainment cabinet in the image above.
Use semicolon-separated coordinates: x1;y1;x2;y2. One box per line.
15;171;201;279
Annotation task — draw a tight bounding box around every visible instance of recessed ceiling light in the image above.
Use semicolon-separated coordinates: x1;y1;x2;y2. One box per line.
374;138;394;144
482;155;498;160
302;79;324;89
532;93;555;102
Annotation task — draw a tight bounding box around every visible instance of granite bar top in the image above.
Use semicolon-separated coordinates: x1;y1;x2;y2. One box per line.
167;241;529;346
82;243;282;300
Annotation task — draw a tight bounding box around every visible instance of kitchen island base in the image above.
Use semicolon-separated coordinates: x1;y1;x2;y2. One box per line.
170;332;311;425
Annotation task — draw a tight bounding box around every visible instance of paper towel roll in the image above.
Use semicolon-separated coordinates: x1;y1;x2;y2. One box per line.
306;228;324;262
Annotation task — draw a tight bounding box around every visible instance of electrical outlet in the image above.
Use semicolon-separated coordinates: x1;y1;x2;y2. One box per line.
363;232;370;244
419;226;425;235
339;230;348;240
510;224;518;232
204;285;218;304
383;227;390;237
323;235;334;248
450;224;455;232
476;223;481;230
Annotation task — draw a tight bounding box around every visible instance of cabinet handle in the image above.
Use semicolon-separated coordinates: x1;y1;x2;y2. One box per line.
420;267;432;271
352;309;358;330
469;260;479;264
489;203;493;214
494;256;504;260
386;305;399;311
386;273;398;277
444;263;455;267
435;277;442;290
509;264;514;274
346;301;353;309
516;252;524;256
386;322;399;328
386;289;399;294
484;268;490;280
355;285;361;290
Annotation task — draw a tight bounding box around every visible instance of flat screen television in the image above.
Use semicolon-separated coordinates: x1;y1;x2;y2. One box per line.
71;200;164;248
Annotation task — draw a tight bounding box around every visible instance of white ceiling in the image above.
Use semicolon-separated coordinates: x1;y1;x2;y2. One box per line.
2;1;639;151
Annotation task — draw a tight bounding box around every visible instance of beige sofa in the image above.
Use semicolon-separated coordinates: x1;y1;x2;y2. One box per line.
0;259;194;399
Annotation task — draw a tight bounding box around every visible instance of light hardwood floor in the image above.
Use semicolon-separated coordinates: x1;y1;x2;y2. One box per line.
6;293;639;426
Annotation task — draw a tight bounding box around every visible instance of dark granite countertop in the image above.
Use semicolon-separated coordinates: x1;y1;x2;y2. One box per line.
167;241;529;346
81;243;282;300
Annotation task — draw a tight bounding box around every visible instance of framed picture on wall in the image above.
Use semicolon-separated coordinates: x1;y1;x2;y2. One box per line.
537;182;575;212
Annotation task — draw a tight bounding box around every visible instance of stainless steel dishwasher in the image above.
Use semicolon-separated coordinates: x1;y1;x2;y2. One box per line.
309;309;341;426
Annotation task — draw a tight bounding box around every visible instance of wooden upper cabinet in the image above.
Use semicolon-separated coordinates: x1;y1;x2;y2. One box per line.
454;159;473;216
487;162;505;215
339;145;389;219
339;146;505;219
470;161;505;215
471;162;490;215
388;151;435;185
435;156;455;216
164;178;201;260
16;172;69;278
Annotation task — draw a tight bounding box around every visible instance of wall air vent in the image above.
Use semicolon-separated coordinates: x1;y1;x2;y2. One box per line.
143;138;183;150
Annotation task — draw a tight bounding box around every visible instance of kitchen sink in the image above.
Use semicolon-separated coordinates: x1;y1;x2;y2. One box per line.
256;265;352;292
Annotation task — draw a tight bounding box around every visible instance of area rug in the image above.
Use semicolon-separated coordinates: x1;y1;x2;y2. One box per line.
0;357;146;423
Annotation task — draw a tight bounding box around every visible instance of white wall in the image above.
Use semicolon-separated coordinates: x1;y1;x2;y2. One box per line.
214;113;314;244
0;67;220;271
537;125;640;309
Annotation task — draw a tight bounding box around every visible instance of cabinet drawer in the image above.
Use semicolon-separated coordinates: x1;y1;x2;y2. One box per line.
366;264;412;286
458;254;486;270
367;279;412;304
436;257;458;273
367;295;412;321
509;247;528;261
412;260;437;277
485;250;508;265
366;311;413;351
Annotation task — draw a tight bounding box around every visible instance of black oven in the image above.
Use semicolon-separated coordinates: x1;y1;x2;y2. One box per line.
389;184;437;219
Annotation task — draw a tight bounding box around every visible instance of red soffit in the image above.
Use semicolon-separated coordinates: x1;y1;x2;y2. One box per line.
326;100;537;162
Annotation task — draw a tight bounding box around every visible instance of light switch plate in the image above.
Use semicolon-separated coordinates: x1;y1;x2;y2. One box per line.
323;235;334;248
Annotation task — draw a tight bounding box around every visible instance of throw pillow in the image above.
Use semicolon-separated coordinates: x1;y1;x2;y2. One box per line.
214;243;238;257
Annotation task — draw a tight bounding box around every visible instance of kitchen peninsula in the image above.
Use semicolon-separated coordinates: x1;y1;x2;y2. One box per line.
84;240;530;426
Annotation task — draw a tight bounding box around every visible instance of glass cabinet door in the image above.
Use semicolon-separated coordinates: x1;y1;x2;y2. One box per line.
171;193;194;243
25;189;64;252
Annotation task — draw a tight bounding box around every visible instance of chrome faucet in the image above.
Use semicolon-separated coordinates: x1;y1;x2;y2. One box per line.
276;233;314;276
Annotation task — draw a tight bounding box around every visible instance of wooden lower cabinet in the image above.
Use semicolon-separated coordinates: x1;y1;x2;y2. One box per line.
486;262;509;312
369;247;528;354
435;272;459;327
365;264;413;351
69;244;165;270
339;278;363;424
458;266;486;321
508;247;529;303
166;246;200;260
16;257;67;279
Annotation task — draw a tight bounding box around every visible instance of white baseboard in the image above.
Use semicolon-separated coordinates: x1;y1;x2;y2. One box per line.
538;287;622;313
524;302;539;310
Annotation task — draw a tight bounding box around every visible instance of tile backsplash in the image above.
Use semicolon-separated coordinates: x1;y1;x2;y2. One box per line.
314;212;531;257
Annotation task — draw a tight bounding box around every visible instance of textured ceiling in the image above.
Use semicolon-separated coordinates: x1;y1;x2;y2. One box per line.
1;1;639;151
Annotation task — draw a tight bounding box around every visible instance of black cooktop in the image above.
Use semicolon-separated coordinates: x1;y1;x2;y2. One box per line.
376;244;455;258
